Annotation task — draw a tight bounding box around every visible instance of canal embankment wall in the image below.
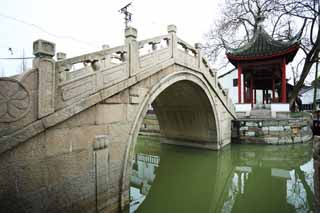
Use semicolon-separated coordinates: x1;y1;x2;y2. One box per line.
232;114;313;144
139;113;160;136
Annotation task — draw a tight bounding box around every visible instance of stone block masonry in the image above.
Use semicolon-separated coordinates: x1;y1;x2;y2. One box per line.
233;116;313;144
0;25;235;213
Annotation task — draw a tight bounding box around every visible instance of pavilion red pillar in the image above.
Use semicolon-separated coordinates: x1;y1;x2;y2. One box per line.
238;64;242;103
281;59;287;103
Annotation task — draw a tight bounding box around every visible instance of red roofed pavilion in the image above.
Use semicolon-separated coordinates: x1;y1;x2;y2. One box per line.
226;20;301;105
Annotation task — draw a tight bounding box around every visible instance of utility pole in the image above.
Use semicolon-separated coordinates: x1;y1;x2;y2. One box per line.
22;49;26;73
313;59;319;112
119;2;132;29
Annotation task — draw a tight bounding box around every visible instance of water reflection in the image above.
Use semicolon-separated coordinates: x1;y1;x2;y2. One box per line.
130;136;315;213
130;153;160;212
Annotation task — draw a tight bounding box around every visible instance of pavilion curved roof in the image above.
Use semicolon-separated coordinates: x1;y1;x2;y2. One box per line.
226;25;301;66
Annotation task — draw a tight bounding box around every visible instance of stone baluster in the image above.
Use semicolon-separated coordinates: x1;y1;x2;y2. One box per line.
149;41;159;51
184;45;189;54
223;88;229;105
167;25;177;58
102;44;112;69
102;44;110;49
125;27;139;77
91;60;101;71
210;69;217;87
57;52;66;61
56;52;67;82
32;39;56;118
195;43;202;70
149;41;160;64
95;45;110;91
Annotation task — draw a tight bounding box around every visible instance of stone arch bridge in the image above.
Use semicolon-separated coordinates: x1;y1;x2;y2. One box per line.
0;25;235;212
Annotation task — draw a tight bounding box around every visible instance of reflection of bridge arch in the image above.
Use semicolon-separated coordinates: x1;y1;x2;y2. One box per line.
121;71;224;208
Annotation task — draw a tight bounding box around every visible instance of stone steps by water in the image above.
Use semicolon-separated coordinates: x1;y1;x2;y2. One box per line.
250;109;271;119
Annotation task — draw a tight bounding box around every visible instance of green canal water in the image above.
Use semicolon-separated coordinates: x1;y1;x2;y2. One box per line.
129;136;315;213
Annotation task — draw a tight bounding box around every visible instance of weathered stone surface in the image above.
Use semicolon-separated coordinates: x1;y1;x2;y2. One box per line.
283;126;291;131
33;39;55;58
245;131;255;137
263;120;278;126
0;78;30;122
35;58;55;118
279;136;292;144
234;116;312;145
293;136;302;143
262;126;269;134
269;126;284;132
96;103;127;124
246;122;258;127
264;137;279;144
240;126;248;131
0;25;237;213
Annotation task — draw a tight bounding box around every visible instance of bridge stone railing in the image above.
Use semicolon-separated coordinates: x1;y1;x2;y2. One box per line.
55;44;128;109
52;25;233;112
0;24;235;153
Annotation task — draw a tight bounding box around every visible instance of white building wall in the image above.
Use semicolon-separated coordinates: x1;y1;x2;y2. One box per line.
301;88;320;104
219;70;239;104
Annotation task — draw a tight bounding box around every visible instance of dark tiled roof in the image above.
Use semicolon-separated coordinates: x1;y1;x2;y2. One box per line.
226;26;300;59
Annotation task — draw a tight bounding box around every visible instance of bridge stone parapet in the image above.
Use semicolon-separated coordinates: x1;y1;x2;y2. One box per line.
0;25;235;212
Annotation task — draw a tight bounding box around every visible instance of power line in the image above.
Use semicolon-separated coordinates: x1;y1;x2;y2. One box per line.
0;57;34;60
0;12;99;48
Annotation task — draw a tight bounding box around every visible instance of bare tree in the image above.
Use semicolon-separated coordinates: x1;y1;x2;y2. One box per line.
279;0;320;105
204;0;288;64
205;0;320;106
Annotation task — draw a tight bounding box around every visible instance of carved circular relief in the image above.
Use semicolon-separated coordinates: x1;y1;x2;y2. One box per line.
0;78;30;122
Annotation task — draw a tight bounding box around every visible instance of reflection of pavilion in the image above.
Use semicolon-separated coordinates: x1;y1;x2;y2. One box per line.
221;144;314;213
134;143;314;213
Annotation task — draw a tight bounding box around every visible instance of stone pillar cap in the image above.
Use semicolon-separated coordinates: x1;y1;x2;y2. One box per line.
167;25;177;33
56;52;67;60
102;44;110;49
195;43;202;49
33;39;55;58
125;27;137;39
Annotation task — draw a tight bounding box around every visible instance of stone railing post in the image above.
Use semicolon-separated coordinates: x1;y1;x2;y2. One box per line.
32;39;56;118
195;43;202;70
102;44;112;69
125;27;139;77
167;25;177;58
56;52;66;61
223;88;229;105
56;52;67;82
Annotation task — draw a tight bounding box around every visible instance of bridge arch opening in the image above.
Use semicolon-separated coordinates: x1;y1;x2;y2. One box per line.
151;80;218;147
121;71;221;210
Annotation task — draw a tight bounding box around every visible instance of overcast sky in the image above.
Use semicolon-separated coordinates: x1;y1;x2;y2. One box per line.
0;0;221;76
